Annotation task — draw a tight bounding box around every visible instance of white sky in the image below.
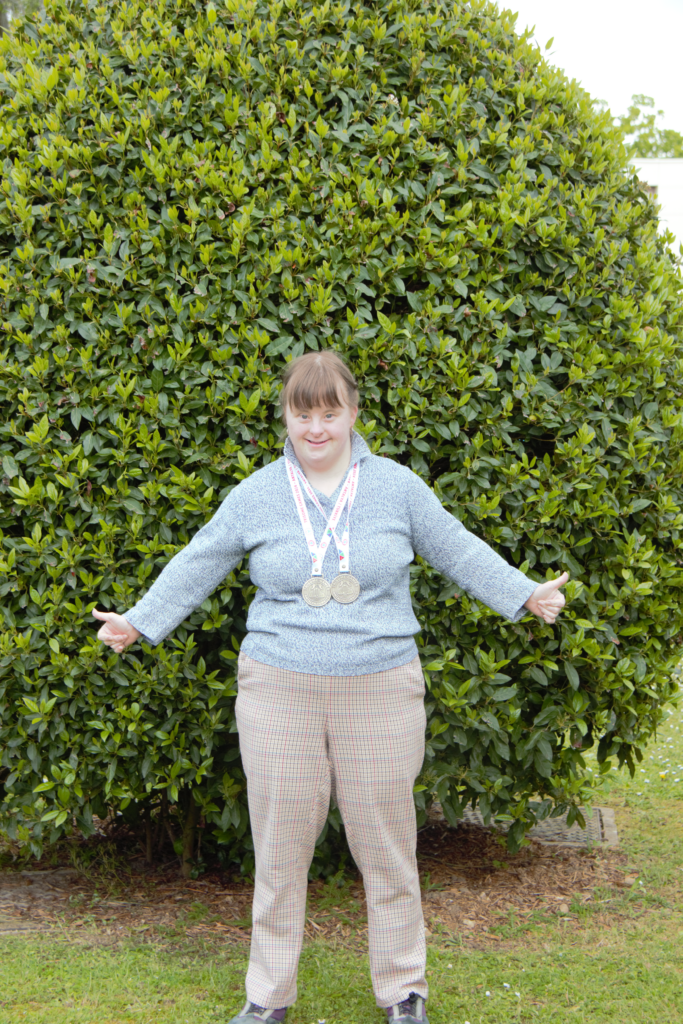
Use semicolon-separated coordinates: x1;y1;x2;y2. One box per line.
500;0;683;132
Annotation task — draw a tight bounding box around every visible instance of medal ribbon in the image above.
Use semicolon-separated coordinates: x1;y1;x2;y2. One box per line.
286;459;359;575
291;462;359;573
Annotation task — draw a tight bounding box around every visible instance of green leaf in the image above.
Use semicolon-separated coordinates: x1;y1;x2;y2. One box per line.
529;666;549;686
265;335;293;357
507;819;527;852
2;455;18;479
77;323;99;342
256;317;280;334
534;751;552;778
439;798;462;828
492;686;517;701
33;781;55;793
123;498;145;515
565;662;580;690
479;711;500;731
531;295;557;313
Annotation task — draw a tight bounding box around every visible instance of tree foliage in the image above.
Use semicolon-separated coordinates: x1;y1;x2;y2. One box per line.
618;94;683;159
1;0;682;870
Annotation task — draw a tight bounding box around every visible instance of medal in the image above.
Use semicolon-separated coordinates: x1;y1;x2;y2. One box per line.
330;572;361;604
302;577;332;607
286;458;361;606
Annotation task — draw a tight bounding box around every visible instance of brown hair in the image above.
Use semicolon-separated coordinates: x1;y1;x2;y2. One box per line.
280;350;359;416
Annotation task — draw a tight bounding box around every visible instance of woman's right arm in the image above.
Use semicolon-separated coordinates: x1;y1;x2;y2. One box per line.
92;484;247;653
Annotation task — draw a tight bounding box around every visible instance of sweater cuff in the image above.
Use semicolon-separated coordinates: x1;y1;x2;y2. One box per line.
124;608;166;648
499;575;538;622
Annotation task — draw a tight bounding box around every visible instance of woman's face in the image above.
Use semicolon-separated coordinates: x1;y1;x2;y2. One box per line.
285;391;358;473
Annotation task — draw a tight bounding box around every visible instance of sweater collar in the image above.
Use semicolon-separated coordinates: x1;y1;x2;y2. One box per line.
283;429;371;473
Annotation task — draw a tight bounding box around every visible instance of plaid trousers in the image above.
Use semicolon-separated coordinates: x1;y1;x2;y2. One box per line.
235;653;428;1010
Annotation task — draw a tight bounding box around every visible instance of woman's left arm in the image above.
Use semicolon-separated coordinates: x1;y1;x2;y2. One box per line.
405;469;568;623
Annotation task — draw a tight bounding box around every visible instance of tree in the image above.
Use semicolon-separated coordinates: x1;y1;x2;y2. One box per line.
0;0;681;873
618;94;683;158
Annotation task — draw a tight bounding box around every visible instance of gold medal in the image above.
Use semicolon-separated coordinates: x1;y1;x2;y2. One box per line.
302;576;332;607
330;572;361;604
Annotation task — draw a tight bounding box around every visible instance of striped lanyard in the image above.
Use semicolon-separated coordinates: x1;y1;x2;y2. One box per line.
285;459;359;576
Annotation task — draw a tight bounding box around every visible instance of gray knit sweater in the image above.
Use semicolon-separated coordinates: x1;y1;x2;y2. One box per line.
125;432;537;676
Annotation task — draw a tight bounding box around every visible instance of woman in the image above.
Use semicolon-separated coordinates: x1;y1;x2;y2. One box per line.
93;351;567;1024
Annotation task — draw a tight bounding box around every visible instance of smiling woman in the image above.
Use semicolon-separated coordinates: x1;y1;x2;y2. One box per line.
282;351;359;497
93;351;567;1024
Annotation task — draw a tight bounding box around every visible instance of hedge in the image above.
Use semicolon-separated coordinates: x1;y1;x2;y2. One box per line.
0;0;682;872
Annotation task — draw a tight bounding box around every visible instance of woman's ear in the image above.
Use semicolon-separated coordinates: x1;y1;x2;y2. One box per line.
349;405;358;429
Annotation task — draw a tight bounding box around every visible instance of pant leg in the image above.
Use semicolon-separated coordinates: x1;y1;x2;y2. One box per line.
236;654;331;1008
327;656;427;1009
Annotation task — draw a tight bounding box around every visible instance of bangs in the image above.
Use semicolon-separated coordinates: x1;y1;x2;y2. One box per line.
281;350;359;417
286;365;347;412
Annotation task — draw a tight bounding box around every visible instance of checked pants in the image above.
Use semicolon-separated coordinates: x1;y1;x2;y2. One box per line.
235;653;428;1010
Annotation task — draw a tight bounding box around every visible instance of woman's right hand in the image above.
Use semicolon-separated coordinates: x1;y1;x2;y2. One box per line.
92;608;141;654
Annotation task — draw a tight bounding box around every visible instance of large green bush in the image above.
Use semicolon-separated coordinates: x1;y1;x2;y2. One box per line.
1;0;682;870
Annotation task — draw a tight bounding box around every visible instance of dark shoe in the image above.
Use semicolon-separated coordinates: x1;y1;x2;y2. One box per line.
228;1002;286;1024
386;992;429;1023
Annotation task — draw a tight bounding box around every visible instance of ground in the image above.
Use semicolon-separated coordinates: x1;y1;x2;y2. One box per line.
0;702;681;1024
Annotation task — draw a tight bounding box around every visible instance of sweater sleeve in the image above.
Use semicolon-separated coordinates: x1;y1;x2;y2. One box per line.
123;484;248;646
405;469;537;622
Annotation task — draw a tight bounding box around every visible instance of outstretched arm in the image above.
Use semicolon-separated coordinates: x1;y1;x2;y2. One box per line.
406;469;569;623
92;483;248;651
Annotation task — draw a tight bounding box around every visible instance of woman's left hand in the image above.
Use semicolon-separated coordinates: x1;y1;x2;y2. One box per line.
524;572;569;624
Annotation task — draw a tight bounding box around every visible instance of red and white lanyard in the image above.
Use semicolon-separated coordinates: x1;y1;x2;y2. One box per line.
285;459;359;576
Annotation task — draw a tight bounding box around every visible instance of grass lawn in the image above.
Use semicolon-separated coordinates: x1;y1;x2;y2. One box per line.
1;701;681;1024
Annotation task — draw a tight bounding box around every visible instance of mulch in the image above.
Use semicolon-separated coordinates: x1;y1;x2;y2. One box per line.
415;821;631;941
0;820;633;949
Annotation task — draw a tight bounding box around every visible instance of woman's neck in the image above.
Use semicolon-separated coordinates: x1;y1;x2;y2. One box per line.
297;435;352;497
